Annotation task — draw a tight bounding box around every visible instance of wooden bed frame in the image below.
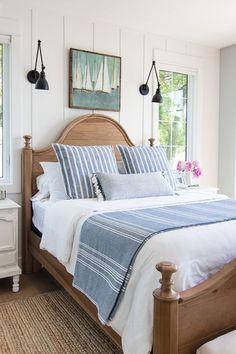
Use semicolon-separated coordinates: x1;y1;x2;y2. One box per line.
22;114;236;354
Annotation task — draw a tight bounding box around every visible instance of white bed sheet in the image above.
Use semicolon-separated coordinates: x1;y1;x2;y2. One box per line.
32;200;55;233
39;191;236;354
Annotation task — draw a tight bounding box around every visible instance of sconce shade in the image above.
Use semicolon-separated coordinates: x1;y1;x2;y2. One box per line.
27;70;40;84
152;87;163;103
35;68;49;90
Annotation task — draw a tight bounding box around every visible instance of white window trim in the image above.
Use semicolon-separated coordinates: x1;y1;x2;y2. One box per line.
158;68;195;163
0;17;21;191
153;49;204;162
0;37;11;184
0;35;10;44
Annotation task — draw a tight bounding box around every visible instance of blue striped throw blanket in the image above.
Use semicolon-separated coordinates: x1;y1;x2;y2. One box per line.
72;199;236;324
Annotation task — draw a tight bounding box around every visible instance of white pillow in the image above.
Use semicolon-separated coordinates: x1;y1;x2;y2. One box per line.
31;174;50;201
197;330;236;354
40;162;68;201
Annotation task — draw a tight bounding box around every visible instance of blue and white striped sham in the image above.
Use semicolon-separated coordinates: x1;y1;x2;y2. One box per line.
52;144;118;199
117;145;177;190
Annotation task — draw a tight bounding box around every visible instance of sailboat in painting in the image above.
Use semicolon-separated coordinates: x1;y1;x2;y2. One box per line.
103;57;111;93
94;56;111;93
72;54;82;89
81;62;93;92
111;60;120;90
111;65;117;90
116;62;120;88
92;61;97;90
94;62;103;91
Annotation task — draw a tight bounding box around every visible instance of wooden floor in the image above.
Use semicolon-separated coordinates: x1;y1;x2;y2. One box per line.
0;269;59;303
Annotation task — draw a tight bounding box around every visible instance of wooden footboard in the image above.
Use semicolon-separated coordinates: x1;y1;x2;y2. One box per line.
153;260;236;354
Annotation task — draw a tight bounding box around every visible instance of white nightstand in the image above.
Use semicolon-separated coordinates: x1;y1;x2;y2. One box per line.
197;186;219;194
0;199;21;292
177;186;219;195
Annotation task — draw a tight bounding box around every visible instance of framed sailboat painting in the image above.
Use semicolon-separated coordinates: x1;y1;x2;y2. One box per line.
69;48;121;111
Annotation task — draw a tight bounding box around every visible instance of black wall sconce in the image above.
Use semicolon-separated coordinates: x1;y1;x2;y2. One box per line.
27;40;49;90
139;60;162;103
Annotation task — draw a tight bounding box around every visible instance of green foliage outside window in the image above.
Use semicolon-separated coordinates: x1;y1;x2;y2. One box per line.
159;70;188;167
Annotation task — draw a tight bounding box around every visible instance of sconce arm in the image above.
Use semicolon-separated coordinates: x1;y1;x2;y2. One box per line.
153;62;161;87
34;40;41;71
38;40;45;69
145;60;155;85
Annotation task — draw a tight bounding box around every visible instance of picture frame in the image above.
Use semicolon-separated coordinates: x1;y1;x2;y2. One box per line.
173;171;187;189
69;48;121;111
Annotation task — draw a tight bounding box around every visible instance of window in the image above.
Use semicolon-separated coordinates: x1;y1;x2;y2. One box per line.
0;36;10;183
158;69;194;167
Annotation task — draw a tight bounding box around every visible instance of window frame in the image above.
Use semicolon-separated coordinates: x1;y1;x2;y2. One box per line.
152;49;201;167
0;18;21;192
157;66;196;164
0;35;11;185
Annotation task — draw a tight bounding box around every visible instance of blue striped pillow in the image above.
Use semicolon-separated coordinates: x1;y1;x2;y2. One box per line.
117;145;176;190
52;144;118;199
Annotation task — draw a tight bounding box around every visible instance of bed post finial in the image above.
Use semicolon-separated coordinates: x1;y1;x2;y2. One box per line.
148;137;155;147
155;261;180;301
152;262;179;354
23;135;32;149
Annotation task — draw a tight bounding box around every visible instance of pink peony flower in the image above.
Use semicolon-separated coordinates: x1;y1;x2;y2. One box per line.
192;160;200;168
177;159;202;178
193;167;202;178
176;161;185;171
185;162;192;172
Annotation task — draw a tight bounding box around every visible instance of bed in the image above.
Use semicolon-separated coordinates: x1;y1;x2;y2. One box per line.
22;113;236;354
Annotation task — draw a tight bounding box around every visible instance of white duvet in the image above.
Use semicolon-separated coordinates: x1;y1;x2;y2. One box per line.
40;190;236;354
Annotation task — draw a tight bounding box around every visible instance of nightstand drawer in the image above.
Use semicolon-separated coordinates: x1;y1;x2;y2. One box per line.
0;250;17;267
0;210;17;251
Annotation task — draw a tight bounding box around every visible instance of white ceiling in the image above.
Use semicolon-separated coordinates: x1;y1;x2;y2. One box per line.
2;0;236;48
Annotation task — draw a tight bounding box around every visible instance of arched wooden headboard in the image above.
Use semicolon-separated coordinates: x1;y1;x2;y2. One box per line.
22;114;134;272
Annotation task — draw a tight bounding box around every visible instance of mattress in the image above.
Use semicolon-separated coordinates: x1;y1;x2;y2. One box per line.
32;200;54;234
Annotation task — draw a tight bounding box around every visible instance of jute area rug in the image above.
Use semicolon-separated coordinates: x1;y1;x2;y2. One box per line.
0;289;123;354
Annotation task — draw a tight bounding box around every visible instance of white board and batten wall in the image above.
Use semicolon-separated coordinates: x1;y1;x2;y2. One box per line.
0;0;219;260
219;44;236;198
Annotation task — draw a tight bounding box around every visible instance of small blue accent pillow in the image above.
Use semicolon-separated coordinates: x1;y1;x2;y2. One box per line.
91;172;174;201
52;144;118;199
117;145;176;190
